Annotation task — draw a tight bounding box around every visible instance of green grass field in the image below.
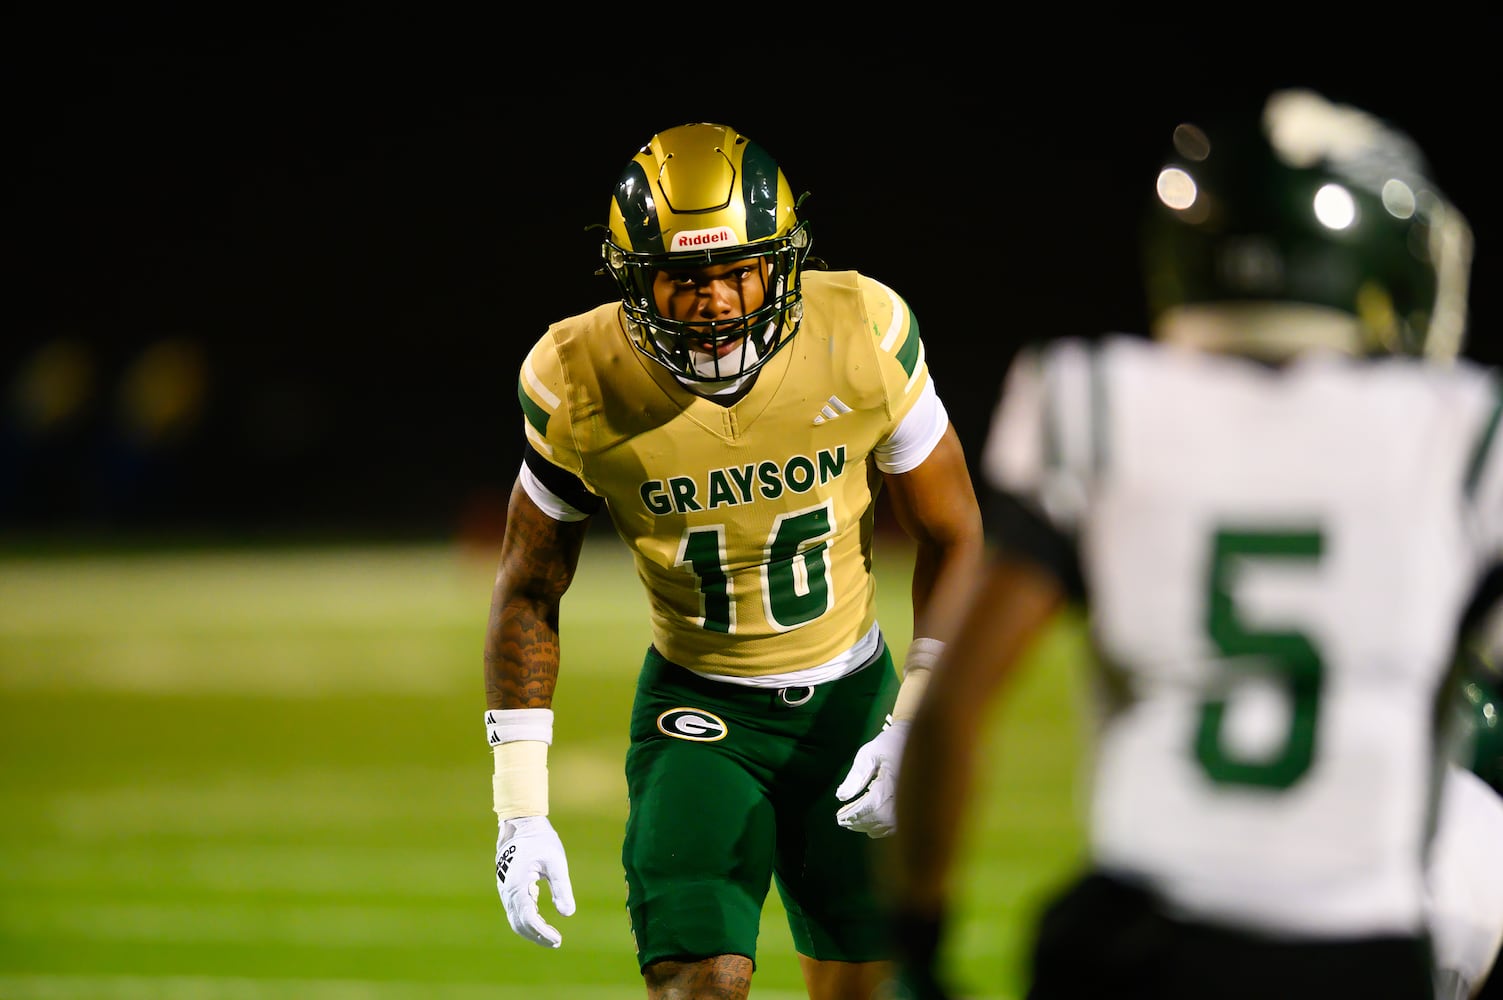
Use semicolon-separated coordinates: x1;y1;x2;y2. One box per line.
0;533;1090;999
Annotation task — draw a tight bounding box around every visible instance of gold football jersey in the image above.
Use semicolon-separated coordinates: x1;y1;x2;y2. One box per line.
518;270;931;676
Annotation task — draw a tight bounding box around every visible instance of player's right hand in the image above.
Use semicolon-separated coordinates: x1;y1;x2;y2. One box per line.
495;815;576;948
875;965;953;1000
879;906;952;1000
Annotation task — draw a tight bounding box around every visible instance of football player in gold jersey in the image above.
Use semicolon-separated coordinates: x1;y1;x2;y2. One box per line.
483;122;982;1000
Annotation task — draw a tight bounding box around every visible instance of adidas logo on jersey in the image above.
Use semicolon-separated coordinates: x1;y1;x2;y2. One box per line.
813;395;852;425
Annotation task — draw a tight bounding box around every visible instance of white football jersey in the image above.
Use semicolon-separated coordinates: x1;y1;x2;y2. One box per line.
983;333;1503;938
1426;765;1503;1000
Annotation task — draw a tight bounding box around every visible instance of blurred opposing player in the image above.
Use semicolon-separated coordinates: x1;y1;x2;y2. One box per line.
887;89;1501;1000
481;123;982;1000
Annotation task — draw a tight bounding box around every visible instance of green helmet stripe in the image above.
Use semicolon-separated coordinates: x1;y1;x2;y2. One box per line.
1464;383;1502;498
740;141;782;241
613;160;663;253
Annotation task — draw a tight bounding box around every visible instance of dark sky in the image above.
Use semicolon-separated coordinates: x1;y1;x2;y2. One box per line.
7;13;1501;535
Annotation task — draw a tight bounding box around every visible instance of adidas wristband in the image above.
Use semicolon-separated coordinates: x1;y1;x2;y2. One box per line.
485;708;554;747
486;709;553;819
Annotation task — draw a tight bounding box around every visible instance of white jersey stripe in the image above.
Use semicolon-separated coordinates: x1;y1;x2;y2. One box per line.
878;283;904;352
523;358;561;410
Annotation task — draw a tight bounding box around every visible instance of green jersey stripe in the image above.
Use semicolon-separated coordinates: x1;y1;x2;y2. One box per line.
518;377;550;436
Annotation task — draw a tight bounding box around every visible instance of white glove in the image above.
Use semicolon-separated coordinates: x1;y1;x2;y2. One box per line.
835;717;910;838
495;815;576;948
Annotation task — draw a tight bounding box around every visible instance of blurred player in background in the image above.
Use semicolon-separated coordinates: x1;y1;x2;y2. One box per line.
885;89;1502;1000
481;122;982;999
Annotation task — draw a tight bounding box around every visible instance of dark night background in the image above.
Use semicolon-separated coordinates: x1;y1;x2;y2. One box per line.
7;12;1500;543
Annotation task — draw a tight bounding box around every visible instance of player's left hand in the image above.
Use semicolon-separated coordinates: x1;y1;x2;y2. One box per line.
835;718;909;837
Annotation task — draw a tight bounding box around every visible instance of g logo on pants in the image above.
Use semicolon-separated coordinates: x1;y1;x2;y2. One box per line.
657;707;728;742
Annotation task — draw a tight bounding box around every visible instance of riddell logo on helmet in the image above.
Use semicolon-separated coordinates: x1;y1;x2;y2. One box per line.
672;227;737;250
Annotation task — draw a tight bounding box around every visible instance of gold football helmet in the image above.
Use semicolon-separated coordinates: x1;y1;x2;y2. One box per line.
602;123;812;382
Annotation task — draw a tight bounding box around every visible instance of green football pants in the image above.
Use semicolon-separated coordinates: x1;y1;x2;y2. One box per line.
622;640;898;969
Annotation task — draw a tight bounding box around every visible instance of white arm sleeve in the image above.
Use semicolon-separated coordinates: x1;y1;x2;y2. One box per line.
519;462;591;522
874;378;949;474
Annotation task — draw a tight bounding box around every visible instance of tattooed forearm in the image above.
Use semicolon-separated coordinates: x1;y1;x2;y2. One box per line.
483;597;560;708
483;480;591;710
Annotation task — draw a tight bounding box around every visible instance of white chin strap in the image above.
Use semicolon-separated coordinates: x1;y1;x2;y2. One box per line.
687;338;761;384
684;272;785;389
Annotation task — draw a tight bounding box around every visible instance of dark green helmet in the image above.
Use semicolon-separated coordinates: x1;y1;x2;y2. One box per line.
1143;89;1473;362
1453;633;1503;796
